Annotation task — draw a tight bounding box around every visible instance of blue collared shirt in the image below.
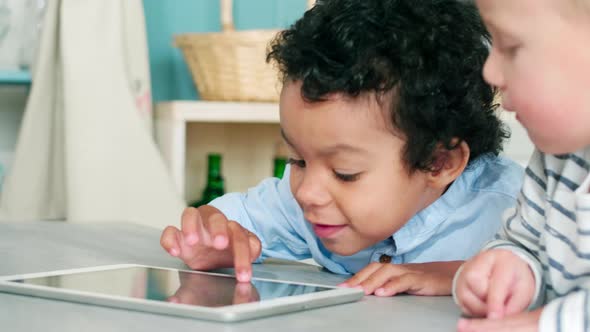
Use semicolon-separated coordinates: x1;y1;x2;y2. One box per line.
210;154;523;275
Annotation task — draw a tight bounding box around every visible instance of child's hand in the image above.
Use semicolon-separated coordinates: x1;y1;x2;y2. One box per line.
160;206;262;282
339;261;463;296
456;307;542;332
454;249;535;319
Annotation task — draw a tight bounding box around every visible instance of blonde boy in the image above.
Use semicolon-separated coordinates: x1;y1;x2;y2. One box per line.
454;0;590;331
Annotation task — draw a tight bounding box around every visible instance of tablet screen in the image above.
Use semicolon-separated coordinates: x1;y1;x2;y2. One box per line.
9;267;333;307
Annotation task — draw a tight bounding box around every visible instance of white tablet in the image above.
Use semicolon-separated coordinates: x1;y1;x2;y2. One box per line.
0;264;363;322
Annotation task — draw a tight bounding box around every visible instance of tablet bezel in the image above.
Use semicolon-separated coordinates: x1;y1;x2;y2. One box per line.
0;264;364;322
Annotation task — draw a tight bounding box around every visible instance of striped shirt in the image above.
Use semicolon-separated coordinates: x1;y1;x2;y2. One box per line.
481;147;590;332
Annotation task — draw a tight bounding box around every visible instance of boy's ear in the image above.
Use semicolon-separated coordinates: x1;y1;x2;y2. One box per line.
426;140;470;190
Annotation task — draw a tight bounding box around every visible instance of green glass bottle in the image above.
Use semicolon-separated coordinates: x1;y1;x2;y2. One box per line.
190;153;225;207
273;141;289;179
273;156;287;179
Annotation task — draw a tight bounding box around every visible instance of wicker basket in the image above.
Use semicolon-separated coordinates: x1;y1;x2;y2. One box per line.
174;0;296;102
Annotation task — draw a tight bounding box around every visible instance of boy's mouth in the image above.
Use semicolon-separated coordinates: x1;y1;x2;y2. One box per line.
312;224;347;239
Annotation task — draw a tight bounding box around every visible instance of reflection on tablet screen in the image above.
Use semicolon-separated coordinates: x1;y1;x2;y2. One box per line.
10;267;332;307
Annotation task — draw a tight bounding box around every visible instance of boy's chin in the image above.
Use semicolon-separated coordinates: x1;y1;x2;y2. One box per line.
320;238;365;257
533;135;587;155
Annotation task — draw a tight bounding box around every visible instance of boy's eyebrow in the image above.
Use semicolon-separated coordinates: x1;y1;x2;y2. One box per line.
318;144;369;157
482;17;518;40
484;20;502;34
280;128;369;157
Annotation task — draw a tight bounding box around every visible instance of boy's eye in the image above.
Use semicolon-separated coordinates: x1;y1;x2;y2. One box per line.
287;158;360;182
333;171;360;182
287;158;306;168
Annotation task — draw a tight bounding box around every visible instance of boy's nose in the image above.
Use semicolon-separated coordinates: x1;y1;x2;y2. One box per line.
482;48;505;90
294;173;331;209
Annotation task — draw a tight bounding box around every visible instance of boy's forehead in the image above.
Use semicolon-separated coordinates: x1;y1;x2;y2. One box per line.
477;0;532;16
476;0;520;20
477;0;563;17
283;80;395;114
476;0;533;32
280;81;396;132
477;0;579;33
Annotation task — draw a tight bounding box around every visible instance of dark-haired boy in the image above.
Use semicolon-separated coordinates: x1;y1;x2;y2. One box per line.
161;0;523;296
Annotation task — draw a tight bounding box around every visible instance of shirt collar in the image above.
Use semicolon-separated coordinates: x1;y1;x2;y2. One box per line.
391;154;490;255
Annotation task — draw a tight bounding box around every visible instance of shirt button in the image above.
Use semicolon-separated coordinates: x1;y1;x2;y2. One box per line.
379;254;392;264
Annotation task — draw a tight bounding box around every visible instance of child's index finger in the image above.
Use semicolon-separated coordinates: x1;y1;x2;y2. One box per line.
227;222;252;283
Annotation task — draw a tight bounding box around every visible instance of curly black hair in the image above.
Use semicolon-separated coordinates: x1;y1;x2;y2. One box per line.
267;0;508;172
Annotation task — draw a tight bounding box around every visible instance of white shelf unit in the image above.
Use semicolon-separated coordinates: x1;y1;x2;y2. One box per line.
155;101;280;200
0;70;31;85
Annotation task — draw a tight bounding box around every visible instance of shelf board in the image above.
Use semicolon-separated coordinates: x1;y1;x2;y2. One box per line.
156;101;279;123
0;70;31;85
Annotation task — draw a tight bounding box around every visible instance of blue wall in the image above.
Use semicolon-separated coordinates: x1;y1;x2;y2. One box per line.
143;0;308;102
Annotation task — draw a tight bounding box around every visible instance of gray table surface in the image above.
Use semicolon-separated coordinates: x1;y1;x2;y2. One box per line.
0;221;461;331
